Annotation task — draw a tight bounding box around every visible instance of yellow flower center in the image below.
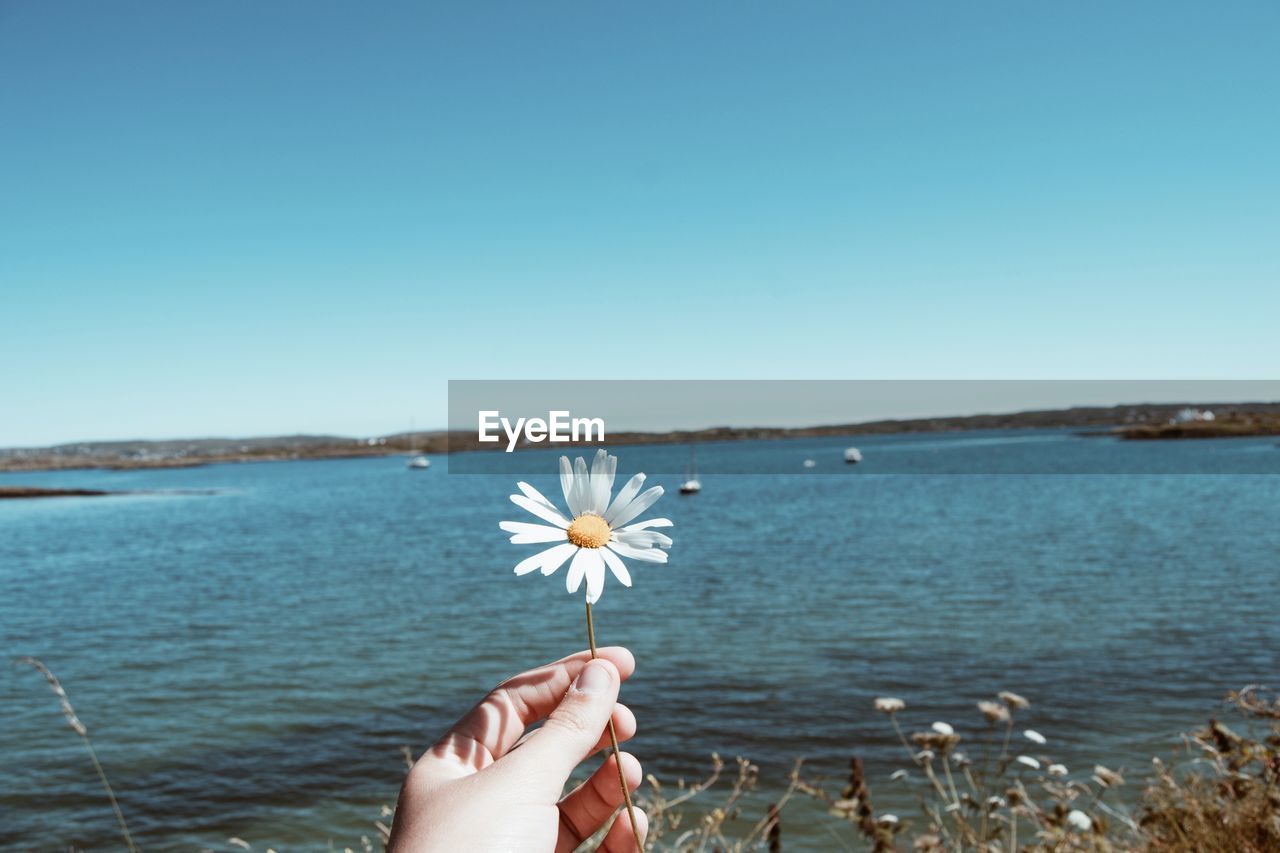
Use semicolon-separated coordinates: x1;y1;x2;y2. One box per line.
566;513;611;548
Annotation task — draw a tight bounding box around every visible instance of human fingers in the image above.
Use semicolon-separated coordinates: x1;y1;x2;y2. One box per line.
555;751;643;853
600;803;648;853
588;702;636;755
422;647;634;776
498;658;620;794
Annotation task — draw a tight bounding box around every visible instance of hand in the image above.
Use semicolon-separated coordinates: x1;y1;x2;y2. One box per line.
388;647;647;852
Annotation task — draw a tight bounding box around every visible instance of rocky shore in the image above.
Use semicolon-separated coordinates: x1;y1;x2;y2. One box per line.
0;486;112;499
1116;412;1280;439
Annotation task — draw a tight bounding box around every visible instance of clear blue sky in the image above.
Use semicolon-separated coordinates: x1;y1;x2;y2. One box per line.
2;2;1277;446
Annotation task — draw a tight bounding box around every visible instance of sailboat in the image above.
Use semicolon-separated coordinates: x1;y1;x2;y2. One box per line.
679;445;701;494
407;420;430;470
844;447;863;464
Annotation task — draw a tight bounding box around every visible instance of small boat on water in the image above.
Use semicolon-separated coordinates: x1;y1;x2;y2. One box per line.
406;419;430;470
844;447;863;464
679;445;701;494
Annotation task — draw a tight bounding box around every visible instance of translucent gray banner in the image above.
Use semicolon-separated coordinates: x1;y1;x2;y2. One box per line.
445;380;1280;475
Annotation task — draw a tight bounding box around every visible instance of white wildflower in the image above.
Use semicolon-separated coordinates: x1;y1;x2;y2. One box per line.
500;449;672;603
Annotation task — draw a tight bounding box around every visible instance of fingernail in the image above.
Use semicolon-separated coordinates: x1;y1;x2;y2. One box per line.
575;660;613;695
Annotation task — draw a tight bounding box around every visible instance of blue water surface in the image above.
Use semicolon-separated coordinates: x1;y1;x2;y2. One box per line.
2;430;1278;848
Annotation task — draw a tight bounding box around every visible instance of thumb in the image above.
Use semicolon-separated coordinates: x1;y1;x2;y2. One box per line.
505;658;620;793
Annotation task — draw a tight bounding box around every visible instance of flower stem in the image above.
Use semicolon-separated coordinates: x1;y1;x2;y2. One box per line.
585;599;643;852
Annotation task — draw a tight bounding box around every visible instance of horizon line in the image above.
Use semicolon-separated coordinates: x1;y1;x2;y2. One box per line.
8;397;1277;451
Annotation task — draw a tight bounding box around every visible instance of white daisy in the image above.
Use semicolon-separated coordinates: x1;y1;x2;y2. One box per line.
499;449;673;604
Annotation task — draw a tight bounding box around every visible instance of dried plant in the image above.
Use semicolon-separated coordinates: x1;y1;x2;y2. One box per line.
817;756;898;851
14;656;138;852
634;687;1280;852
1137;687;1280;852
799;691;1142;851
621;691;1143;851
626;754;805;852
17;663;1280;852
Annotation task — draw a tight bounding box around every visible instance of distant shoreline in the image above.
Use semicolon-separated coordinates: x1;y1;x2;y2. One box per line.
3;401;1279;474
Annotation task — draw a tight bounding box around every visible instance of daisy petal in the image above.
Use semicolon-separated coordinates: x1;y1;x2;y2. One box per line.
566;546;594;594
499;521;569;544
513;554;544;576
618;518;673;532
608;540;669;563
514;542;577;576
517;481;562;513
559;456;576;514
539;543;578;576
608;485;665;529
615;530;673;549
570;456;590;517
600;546;632;587
584;550;606;603
604;473;646;523
509;494;570;528
589;449;616;515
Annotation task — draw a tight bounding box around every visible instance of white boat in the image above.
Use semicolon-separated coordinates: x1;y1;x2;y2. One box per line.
844;447;863;464
803;459;816;468
406;419;430;470
680;445;701;494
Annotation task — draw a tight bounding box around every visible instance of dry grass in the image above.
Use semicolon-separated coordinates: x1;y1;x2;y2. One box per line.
635;754;802;851
1136;687;1280;852
16;657;1280;851
627;686;1280;851
13;656;139;852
